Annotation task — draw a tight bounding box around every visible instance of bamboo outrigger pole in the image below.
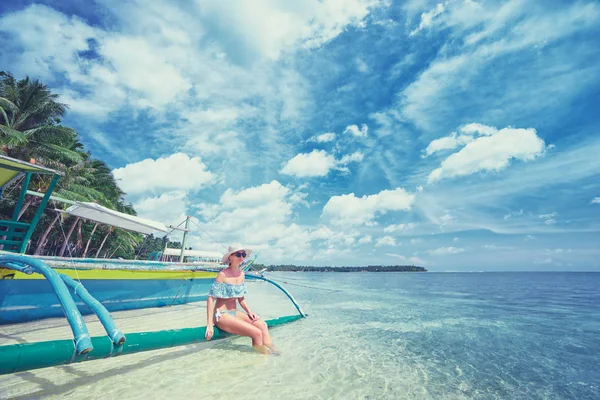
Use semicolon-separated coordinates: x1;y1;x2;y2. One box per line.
0;315;302;375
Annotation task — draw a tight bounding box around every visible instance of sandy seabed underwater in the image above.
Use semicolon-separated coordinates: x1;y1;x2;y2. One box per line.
1;271;599;400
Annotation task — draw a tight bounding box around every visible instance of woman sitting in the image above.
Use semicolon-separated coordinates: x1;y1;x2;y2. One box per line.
204;244;278;354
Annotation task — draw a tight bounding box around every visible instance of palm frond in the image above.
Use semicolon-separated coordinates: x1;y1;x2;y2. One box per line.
0;124;28;147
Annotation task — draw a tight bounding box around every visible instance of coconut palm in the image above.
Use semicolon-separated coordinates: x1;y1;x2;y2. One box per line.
0;71;82;164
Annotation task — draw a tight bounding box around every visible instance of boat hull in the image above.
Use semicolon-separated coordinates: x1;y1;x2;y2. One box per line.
0;267;217;324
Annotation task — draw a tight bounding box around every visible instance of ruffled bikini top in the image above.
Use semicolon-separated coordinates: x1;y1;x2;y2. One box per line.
208;281;248;299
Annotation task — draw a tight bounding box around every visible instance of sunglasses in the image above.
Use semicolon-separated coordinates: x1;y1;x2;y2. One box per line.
233;252;247;258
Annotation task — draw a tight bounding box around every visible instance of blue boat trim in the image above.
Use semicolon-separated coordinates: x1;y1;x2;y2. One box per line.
0;255;93;354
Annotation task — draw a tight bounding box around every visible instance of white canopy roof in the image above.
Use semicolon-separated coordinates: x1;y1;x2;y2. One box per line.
162;248;222;259
63;202;169;235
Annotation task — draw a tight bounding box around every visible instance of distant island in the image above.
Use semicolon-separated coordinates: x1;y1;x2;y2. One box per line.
255;264;427;272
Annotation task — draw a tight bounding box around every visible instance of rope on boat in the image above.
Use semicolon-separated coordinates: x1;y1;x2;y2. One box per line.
189;218;228;250
271;279;342;292
245;274;307;317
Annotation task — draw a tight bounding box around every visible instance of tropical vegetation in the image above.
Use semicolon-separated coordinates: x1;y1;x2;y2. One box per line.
0;71;177;259
255;264;427;272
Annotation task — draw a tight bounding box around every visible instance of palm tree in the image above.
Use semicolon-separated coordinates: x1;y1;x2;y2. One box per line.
0;71;82;164
1;71;145;259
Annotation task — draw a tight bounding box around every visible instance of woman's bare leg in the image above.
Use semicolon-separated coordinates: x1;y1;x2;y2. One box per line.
215;315;269;353
236;313;278;353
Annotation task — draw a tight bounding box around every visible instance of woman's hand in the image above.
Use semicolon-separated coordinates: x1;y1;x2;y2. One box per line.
205;325;214;340
248;312;260;322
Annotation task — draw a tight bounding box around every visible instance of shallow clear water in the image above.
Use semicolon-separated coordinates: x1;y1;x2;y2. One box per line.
1;272;599;399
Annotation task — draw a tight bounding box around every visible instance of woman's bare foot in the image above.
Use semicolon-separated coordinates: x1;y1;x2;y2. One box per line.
265;343;281;356
253;345;270;355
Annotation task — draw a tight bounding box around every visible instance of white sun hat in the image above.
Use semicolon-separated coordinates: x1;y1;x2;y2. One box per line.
221;244;253;264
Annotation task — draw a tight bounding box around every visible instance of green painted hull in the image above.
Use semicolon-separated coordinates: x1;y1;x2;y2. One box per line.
0;315;303;375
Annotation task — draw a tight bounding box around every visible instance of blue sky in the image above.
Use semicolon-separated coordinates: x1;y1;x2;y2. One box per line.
1;0;599;271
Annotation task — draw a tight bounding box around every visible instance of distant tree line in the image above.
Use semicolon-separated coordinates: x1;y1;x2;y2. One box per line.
253;264;427;272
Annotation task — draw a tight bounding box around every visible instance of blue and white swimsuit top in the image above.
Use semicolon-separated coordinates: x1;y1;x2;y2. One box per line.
208;281;248;299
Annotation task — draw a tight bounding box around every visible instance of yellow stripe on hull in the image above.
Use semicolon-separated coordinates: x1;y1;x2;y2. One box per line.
0;268;217;280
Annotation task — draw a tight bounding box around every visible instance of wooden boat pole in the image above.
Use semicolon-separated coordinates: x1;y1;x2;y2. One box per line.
179;216;190;262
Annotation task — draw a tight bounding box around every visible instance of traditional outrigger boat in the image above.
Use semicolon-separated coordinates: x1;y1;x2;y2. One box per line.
0;155;306;375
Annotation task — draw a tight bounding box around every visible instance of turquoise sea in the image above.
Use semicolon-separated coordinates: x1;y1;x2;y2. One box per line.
1;271;599;399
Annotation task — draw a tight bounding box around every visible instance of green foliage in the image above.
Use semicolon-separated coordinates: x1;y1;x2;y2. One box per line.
259;264;427;272
0;72;151;258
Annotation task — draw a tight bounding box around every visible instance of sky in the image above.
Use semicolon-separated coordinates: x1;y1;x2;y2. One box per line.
1;0;599;271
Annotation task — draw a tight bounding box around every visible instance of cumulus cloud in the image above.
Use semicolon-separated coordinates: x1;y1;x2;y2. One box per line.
426;246;465;255
427;124;546;183
423;132;473;157
591;197;600;204
343;124;369;138
375;236;397;247
322;188;415;226
133;191;187;224
308;132;336;143
280;150;337;177
339;151;365;164
194;181;321;262
112;153;215;195
358;235;373;244
280;150;364;178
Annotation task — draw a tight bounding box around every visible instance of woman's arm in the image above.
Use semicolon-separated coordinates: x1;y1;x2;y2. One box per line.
205;295;215;340
238;297;259;321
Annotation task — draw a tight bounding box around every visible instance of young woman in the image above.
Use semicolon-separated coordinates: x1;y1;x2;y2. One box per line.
204;244;278;354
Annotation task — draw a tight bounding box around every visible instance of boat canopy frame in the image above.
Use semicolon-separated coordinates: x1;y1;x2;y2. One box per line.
0;155;63;254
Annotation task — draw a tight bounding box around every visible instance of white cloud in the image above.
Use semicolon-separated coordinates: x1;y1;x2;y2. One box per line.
383;223;416;233
399;1;600;133
539;212;557;226
591;197;600;204
355;57;369;73
133;191;187;225
194;181;320;261
410;238;423;245
308;132;336;143
375;236;397;247
197;0;382;61
410;2;447;36
459;123;499;137
112;153;215;195
339;151;365;164
280;150;336;177
504;209;524;220
280;150;364;178
426;246;465;255
322;188;415;226
358;235;372;244
343;124;369;138
423;132;473;157
428;125;546;183
386;253;426;265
